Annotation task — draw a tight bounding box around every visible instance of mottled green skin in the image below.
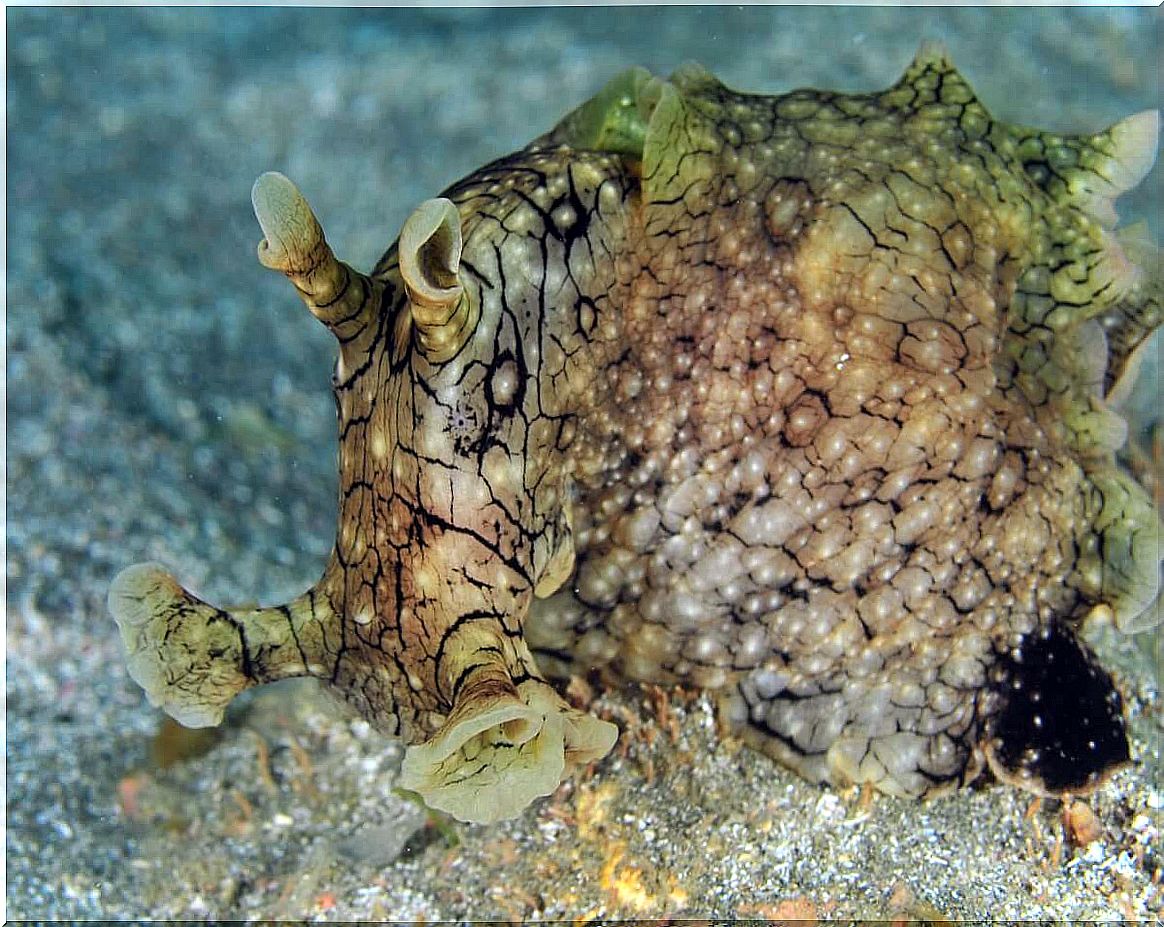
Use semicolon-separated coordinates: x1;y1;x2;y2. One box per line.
527;54;1162;797
111;50;1161;822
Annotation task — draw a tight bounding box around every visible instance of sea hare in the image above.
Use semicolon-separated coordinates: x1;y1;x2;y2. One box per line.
110;49;1162;824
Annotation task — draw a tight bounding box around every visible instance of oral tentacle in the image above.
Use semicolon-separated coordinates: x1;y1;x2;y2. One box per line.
396;625;616;824
108;562;339;728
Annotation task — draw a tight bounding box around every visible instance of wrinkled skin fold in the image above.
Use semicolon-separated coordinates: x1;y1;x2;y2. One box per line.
110;48;1162;822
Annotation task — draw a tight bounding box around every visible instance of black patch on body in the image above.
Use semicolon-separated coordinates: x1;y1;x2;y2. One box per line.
987;623;1129;794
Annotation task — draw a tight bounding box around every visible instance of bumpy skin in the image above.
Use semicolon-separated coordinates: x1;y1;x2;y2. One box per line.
110;50;1162;823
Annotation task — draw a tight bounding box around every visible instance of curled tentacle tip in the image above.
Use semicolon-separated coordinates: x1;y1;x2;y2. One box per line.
108;562;251;729
399;198;464;307
109;561;170;622
1113;109;1160;181
251;171;324;274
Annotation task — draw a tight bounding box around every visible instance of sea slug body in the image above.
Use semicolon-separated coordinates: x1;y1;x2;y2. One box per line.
110;47;1162;824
